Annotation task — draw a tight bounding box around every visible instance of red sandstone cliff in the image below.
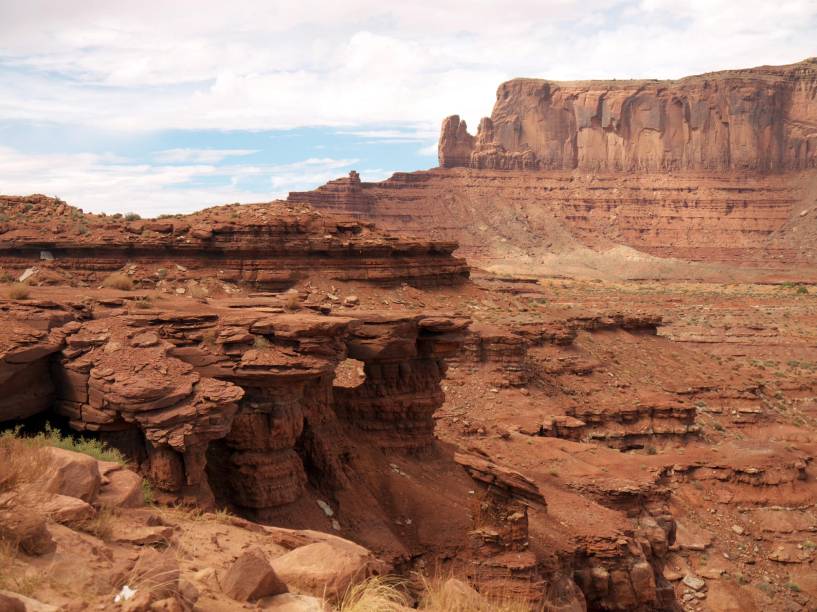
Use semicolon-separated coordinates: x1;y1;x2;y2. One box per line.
289;60;817;278
439;58;817;172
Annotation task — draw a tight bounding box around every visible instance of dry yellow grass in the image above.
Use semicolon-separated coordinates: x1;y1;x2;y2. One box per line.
0;431;45;498
337;576;411;612
77;505;116;541
102;272;134;291
334;575;538;612
283;289;300;311
6;283;30;300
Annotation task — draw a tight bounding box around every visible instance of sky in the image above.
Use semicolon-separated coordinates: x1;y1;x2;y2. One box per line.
1;1;815;217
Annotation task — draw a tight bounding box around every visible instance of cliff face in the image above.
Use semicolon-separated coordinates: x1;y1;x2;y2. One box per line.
440;58;817;172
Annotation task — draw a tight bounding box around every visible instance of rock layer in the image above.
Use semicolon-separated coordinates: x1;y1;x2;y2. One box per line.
0;195;468;289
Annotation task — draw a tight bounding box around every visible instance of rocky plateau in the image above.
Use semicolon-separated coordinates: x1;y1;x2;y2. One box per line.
1;58;817;612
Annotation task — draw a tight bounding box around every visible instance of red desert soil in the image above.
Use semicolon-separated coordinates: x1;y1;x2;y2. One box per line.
1;57;816;612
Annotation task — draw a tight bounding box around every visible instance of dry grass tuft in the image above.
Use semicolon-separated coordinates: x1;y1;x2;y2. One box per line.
283;289;300;311
77;505;116;540
102;272;134;291
0;430;46;498
7;283;30;300
337;576;411;612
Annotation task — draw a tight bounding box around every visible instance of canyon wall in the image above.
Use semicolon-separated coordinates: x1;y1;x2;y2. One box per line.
289;60;817;276
439;58;817;172
288;168;817;275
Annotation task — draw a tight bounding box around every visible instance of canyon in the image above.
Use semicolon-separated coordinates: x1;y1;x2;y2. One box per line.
1;58;817;612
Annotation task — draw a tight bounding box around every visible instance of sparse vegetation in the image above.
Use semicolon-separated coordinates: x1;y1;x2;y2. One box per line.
337;576;410;612
142;479;155;505
283;288;300;311
7;423;126;464
0;429;45;497
77;505;115;540
253;335;271;348
124;212;141;221
102;272;134;291
7;283;30;300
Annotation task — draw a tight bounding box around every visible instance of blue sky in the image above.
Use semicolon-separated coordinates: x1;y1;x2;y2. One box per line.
1;0;815;216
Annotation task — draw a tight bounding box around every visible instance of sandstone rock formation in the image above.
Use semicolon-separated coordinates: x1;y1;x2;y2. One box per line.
0;195;468;289
439;58;817;172
291;60;817;278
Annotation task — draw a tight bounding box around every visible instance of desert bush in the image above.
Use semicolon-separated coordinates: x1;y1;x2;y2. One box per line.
142;479;155;505
102;272;134;291
283;289;300;311
7;284;30;300
77;505;115;540
124;212;141;221
253;335;271;349
24;423;125;464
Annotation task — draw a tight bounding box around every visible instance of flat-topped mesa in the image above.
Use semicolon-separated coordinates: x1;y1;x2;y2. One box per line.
0;195;468;289
440;58;817;172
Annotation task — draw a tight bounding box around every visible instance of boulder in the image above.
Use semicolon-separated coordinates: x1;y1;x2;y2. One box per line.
111;524;174;546
682;574;706;592
674;520;713;551
0;592;25;612
40;493;96;525
97;464;144;508
221;547;288;602
0;500;55;555
270;539;382;599
0;590;58;612
39;448;101;503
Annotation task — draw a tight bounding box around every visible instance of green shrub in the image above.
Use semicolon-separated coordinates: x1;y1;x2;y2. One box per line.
6;423;126;464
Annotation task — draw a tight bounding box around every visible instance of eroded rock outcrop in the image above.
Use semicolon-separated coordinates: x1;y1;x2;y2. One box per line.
0;298;472;514
440;58;817;172
0;195;468;289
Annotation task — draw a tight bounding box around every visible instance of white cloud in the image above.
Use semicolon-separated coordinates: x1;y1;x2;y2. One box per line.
417;143;438;156
336;128;438;142
152;148;259;164
0;1;814;214
0;146;365;216
1;1;812;132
